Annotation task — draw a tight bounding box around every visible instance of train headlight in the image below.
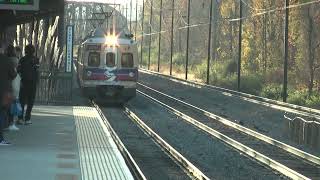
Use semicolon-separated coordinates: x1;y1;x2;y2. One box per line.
129;72;135;78
105;35;118;46
87;71;92;77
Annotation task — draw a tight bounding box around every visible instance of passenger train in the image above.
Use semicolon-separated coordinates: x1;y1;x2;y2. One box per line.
76;28;138;103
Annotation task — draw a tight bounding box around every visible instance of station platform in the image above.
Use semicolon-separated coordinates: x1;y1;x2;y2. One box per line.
0;105;134;180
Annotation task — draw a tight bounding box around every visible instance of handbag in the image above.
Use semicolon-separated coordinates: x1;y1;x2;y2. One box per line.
10;99;22;116
2;91;13;108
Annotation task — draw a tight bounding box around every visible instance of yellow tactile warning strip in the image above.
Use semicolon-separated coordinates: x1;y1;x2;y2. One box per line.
73;107;134;180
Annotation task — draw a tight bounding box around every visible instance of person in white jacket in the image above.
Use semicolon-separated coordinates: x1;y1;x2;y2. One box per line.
6;45;20;131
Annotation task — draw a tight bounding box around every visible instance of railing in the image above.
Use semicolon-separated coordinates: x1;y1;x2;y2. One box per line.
35;71;73;105
284;113;320;151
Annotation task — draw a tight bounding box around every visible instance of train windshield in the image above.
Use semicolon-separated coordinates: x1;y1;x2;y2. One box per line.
88;52;100;67
121;53;133;68
106;52;116;67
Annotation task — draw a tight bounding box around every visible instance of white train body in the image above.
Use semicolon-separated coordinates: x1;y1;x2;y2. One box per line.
76;29;138;102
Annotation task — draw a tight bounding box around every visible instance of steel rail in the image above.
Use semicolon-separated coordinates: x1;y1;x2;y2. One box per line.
137;90;311;180
139;68;320;119
123;106;210;180
138;82;320;166
92;101;147;180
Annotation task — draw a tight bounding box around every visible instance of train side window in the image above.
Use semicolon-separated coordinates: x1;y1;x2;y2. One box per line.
121;53;134;68
106;52;115;67
88;52;100;67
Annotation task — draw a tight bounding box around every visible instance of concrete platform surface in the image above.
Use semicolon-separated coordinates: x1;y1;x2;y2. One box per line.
0;105;134;180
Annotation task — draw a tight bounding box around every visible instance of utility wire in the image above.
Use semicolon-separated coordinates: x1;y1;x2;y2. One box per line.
137;0;320;38
229;0;320;22
238;0;276;12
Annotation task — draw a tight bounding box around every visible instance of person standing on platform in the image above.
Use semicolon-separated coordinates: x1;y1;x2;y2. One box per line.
6;45;21;130
18;44;39;125
0;49;17;145
15;46;22;59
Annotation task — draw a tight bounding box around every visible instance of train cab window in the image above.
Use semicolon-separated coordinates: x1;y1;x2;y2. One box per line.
121;53;134;68
106;52;116;67
88;52;100;67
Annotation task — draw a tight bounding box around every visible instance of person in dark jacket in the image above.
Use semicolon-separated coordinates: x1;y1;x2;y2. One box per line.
18;44;39;125
0;52;17;145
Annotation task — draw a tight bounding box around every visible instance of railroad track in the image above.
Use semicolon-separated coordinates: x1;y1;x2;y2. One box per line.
93;102;206;180
137;83;320;180
139;69;320;120
92;101;147;180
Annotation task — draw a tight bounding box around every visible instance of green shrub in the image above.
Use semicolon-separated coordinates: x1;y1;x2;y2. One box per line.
287;90;308;106
193;62;207;81
239;74;264;95
216;74;238;90
305;93;320;109
260;84;283;100
225;60;238;76
172;53;185;66
265;69;283;84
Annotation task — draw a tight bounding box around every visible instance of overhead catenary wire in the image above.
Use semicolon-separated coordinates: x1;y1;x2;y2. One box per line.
237;0;276;12
137;0;320;38
229;0;320;22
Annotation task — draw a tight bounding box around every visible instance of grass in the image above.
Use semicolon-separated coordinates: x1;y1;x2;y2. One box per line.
139;53;320;109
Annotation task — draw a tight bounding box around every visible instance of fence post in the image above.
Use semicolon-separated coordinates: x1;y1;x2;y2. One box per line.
185;0;191;80
283;0;289;102
125;3;128;27
170;0;175;76
35;18;40;57
130;0;132;34
207;0;214;84
148;0;153;70
237;1;243;91
140;0;145;65
157;0;163;72
135;0;138;41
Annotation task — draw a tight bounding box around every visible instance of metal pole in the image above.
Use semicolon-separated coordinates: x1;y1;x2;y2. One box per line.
148;0;153;70
157;0;163;72
207;0;213;84
237;1;243;91
130;0;132;34
263;2;267;74
135;0;138;41
126;4;128;29
35;19;40;57
283;0;289;102
185;0;191;80
140;0;145;65
170;0;175;76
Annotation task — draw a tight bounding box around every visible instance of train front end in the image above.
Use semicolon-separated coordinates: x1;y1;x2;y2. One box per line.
78;32;138;103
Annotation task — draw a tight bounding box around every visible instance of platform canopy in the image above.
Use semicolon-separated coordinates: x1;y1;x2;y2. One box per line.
0;0;64;28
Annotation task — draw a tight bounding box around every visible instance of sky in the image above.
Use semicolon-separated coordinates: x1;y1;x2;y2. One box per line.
66;0;142;6
66;0;143;20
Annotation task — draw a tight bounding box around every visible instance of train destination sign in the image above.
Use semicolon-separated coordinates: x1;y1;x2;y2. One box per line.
0;0;39;10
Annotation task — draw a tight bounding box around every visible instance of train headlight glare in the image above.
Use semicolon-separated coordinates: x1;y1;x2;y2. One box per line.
105;35;118;46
